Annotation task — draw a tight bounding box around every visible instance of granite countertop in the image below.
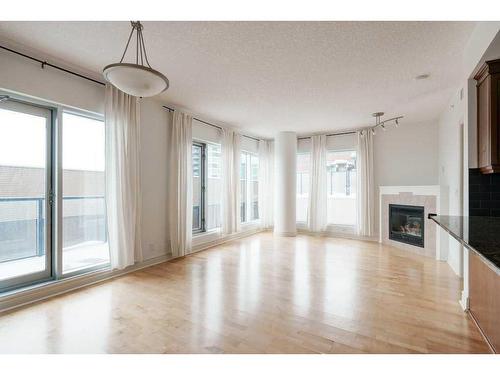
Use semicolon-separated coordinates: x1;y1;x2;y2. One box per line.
429;215;500;273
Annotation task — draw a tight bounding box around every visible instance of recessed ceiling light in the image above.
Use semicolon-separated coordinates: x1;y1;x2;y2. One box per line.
415;74;430;80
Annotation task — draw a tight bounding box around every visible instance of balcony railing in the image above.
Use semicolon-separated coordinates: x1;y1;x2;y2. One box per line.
0;196;106;263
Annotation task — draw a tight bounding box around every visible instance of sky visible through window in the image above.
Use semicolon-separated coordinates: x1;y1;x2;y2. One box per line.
0;108;46;168
63;113;105;172
0;108;105;172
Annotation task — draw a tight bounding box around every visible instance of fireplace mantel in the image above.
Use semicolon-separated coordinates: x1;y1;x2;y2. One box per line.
379;185;440;259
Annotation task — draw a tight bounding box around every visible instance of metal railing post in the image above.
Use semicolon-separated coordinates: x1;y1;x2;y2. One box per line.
37;198;44;256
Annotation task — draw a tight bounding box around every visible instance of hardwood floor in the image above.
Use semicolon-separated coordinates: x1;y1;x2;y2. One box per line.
0;233;490;353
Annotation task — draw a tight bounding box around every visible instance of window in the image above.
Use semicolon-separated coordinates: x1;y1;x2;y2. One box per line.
0;96;110;292
206;143;222;230
192;141;222;234
296;153;310;223
62;112;109;273
240;151;259;223
0;100;52;290
326;150;357;226
192;142;204;233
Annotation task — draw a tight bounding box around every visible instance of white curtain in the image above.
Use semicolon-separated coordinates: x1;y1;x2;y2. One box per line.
357;130;374;237
168;110;193;257
222;128;241;235
307;135;328;232
104;84;142;270
258;139;274;229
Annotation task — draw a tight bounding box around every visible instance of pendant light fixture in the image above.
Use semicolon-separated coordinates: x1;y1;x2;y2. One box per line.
103;21;169;97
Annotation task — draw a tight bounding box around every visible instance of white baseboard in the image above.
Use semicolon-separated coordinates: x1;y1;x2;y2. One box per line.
459;292;469;311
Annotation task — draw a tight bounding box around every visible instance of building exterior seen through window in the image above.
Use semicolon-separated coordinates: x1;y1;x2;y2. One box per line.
326;150;357;226
296;153;310;222
240;151;259;223
192;142;223;233
296;150;357;227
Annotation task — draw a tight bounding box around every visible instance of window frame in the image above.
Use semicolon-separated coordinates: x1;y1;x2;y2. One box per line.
240;150;259;224
59;108;109;278
192;141;207;235
325;148;358;230
296;151;311;224
0;90;110;293
0;97;55;292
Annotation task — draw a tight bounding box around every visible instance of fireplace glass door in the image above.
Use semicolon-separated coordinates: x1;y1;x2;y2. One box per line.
389;204;424;247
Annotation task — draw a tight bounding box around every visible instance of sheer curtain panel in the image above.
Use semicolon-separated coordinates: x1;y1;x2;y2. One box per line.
168;110;193;257
104;84;142;270
356;130;374;237
222;128;241;234
307;135;327;232
258;139;274;229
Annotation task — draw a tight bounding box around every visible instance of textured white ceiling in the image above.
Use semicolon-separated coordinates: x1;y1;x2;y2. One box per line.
0;21;476;137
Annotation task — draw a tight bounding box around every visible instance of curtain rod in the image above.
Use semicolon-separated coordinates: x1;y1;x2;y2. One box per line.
0;45;106;86
297;130;356;140
163;105;262;142
1;44;263;143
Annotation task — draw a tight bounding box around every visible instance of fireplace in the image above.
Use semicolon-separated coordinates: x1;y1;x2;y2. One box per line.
389;204;424;248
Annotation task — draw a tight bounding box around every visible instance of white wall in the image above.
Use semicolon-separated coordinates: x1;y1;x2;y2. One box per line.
373;120;440;233
0;47;170;261
0;48;104;114
139;98;171;259
438;89;465;275
274;131;297;235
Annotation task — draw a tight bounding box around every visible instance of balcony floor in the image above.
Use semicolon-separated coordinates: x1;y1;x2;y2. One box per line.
0;242;109;281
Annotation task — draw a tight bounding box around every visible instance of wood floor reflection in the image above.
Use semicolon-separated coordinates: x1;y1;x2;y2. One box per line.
0;233;489;353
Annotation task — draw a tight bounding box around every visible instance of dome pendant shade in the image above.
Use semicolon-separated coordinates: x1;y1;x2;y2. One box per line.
103;21;169;97
103;63;169;97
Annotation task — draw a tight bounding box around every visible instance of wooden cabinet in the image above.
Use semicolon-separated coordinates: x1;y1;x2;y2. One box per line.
469;251;500;353
474;59;500;174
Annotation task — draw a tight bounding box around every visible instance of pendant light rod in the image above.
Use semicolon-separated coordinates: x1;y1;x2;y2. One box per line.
119;21;152;68
0;44;105;86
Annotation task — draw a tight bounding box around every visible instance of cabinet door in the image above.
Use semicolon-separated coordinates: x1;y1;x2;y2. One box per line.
469;251;500;353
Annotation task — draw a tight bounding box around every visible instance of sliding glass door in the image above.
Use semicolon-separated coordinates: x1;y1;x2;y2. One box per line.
0;94;110;292
62;112;109;274
0;100;53;290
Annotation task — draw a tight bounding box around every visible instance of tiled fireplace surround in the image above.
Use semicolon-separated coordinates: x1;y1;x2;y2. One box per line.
379;186;440;259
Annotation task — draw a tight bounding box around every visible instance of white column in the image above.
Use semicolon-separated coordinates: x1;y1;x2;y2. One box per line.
274;131;297;236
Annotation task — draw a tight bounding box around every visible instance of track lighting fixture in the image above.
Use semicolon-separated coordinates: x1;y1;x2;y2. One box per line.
366;112;404;135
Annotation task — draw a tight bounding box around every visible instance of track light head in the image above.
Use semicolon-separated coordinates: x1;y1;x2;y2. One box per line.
381;124;386;131
395;118;399;127
371;128;376;135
